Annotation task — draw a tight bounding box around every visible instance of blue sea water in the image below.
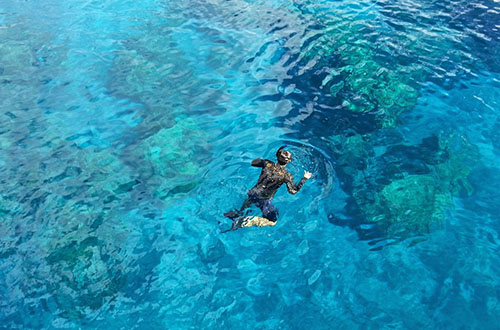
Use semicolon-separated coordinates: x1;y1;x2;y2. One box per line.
1;0;500;329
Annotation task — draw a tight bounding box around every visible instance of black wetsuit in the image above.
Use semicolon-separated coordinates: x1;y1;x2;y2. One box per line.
226;158;307;222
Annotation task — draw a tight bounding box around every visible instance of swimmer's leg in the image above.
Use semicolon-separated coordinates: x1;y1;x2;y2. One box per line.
221;215;248;233
259;199;279;223
224;198;252;219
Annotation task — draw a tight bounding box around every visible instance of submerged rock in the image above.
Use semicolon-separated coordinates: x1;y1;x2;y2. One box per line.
342;57;419;128
45;236;125;319
143;119;202;177
326;127;478;243
288;6;420;128
139;117;208;201
375;175;452;235
353;132;478;238
199;235;226;264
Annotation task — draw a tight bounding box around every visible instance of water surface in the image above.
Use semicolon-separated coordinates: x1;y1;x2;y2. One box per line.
1;0;499;328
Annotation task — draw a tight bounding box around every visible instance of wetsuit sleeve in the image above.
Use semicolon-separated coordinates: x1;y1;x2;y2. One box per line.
251;158;269;167
285;172;308;195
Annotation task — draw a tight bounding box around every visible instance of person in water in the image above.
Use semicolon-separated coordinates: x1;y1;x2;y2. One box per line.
223;145;312;231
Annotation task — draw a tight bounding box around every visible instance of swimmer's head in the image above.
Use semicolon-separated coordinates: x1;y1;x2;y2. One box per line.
276;145;292;165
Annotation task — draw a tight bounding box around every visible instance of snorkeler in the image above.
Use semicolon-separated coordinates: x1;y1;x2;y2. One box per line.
223;145;312;232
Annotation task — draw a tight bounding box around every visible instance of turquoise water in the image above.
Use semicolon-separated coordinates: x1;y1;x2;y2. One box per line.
1;0;499;328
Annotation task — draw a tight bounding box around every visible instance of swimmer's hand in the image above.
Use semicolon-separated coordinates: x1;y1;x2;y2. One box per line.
304;170;312;179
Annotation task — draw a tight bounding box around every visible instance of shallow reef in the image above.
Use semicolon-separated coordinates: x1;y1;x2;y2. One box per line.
45;236;120;319
366;174;453;236
275;1;486;244
288;4;421;129
108;27;215;206
284;0;488;135
137;117;208;202
332;131;478;241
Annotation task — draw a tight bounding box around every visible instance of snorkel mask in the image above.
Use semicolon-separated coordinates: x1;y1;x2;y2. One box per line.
276;145;292;165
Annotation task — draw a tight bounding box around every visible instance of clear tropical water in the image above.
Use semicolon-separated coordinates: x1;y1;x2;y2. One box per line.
1;0;499;328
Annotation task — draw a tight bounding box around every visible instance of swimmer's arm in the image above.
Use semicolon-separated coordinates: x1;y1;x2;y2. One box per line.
285;171;310;194
251;158;270;167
